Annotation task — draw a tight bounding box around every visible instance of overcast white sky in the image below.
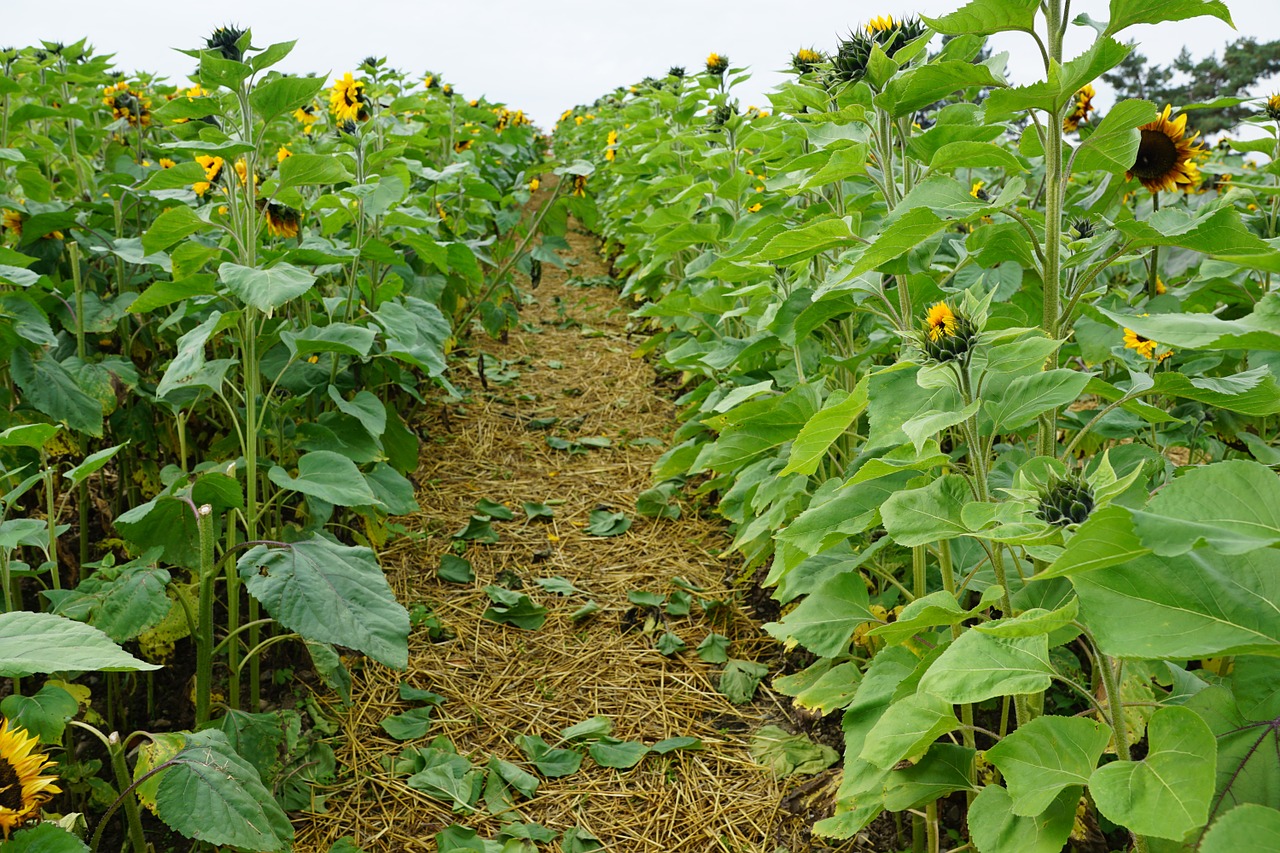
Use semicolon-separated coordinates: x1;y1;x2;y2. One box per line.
7;1;1280;128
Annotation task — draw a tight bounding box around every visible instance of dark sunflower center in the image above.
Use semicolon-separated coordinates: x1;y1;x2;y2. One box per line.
0;756;23;810
1131;129;1180;179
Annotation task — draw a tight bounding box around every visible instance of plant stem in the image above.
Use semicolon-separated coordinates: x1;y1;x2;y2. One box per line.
1097;650;1150;853
1039;0;1066;459
106;732;148;853
193;503;216;727
1147;192;1161;298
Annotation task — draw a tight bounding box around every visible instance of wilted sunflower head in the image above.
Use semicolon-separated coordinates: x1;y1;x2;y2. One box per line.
1063;83;1096;132
919;301;978;363
706;52;729;75
263;202;301;239
206;25;247;62
668;65;686;79
1264;93;1280;122
0;717;62;839
1126;104;1204;193
2;209;23;238
1036;474;1094;527
572;174;588;197
792;47;825;74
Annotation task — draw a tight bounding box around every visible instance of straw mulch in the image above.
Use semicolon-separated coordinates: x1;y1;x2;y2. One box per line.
292;218;827;852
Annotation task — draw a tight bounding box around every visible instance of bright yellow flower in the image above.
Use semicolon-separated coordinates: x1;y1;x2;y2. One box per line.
529;178;540;191
1127;104;1205;193
0;717;62;839
329;72;368;123
748;203;762;213
276;145;292;163
192;154;223;196
925;302;957;342
1123;328;1158;359
293;102;319;134
158;157;176;169
866;15;897;33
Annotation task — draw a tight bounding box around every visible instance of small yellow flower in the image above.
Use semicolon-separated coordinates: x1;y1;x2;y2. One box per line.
159;157;176;169
1155;277;1167;295
1123;328;1158;359
748;203;762;213
1264;93;1280;121
192;154;223;196
529;178;540;191
276;145;292;163
574;115;584;126
293;103;319;134
307;355;320;364
866;15;897;33
970;180;987;200
925;302;958;342
217;205;228;215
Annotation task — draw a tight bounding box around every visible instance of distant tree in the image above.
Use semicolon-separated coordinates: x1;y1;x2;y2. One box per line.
1103;38;1280;134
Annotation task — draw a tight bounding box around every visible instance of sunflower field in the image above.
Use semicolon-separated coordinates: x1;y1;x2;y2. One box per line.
3;0;1280;851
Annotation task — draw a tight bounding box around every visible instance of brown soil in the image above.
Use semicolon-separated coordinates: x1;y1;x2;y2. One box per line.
291;206;856;851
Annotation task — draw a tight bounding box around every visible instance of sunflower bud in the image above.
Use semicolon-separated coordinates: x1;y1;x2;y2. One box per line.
206;25;247;62
708;104;736;129
792;47;825;74
668;66;686;79
705;52;729;76
1036;475;1095;527
1069;218;1094;240
832;32;874;83
920;301;978;364
1264;94;1280;122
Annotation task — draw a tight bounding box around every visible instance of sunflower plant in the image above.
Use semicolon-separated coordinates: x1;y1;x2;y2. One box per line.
555;0;1280;851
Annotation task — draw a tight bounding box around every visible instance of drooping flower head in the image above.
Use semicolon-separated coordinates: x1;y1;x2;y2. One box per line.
605;128;619;161
1123;326;1172;361
263;202;301;239
101;81;152;127
572;174;588;197
329;72;370;123
1127;105;1205;193
206;25;247;62
0;717;62;838
969;180;988;201
705;52;729;76
1063;84;1096;132
424;72;439;90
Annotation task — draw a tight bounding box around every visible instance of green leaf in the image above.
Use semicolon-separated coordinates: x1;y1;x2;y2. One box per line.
522;501;555;520
482;586;548;630
929;141;1025;173
10;349;103;437
1090;705;1216;840
280;324;377;358
882;61;1007;118
985;716;1110;816
475;497;514;520
882;744;978;811
919;631;1054;703
0;682;79;743
129;276;218;315
155;310;225;401
860;692;958;770
762;570;874;657
968;784;1078;853
1129;460;1280;555
749;724;839;776
1073;547;1280;658
0;611;160;677
381;707;435;740
652;736;703;754
560;827;603;853
719;660;770;704
1109;209;1280;276
238;536;410;669
585;509;630;536
1038;506;1151;578
781;382;868;477
0;423;60;449
1201;804;1280;853
986;369;1091;432
142;205;208;255
153;730;294;851
757;217;857;265
1103;0;1233;37
63;442;126;486
922;0;1039;35
44;558;172;643
490;755;539;798
277;152;354;188
516;734;583;777
588;738;650;769
881;474;969;546
560;715;612;741
268;450;379;507
6;824;90;853
987;38;1131;118
847;206;950;277
1072;99;1157;175
697;633;730;663
438;554;474;584
328;387;386;438
656;632;686;655
219;262;316;313
138;160;207;192
249;74;326;120
453;515;498;543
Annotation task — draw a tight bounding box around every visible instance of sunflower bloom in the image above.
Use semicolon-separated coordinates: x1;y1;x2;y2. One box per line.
263;202;301;239
925;302;957;342
0;717;62;838
1127;105;1204;193
293;102;319;134
1063;84;1096;132
528;178;540;191
1264;94;1280;122
192;155;223;196
1123;328;1158;359
572;174;588;197
329;73;369;123
2;210;22;239
276;145;292;164
605;129;618;162
866;15;897;33
706;52;729;75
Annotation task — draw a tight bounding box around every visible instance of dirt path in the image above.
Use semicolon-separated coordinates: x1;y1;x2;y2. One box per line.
293;212;804;852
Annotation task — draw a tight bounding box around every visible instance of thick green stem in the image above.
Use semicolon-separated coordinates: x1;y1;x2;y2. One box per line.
194;503;216;726
107;733;148;853
1097;651;1150;853
1038;0;1067;459
1147;192;1162;298
225;517;241;710
43;455;60;592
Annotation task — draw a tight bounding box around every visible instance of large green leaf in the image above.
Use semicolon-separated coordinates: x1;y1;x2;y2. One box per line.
1097;294;1280;351
756;217;858;265
249;74;326;120
1112;207;1280;274
922;0;1039;35
762;570;875;657
142;204;208;254
984;716;1110;816
1071;99;1157;174
10;348;103;437
1073;547;1280;658
847;206;951;276
781;381;868;476
277;152;354;188
219;262;316;312
880;474;969;546
44;558;172;643
1089;705;1216;840
268;450;379;507
881;61;1007;117
153;730;294;852
1128;460;1280;555
0;682;79;743
0;611;160;677
6;824;90;852
968;784;1078;853
860;692;958;770
1037;506;1151;579
1201;804;1280;853
155;311;224;400
238;535;410;669
1102;0;1233;37
919;630;1054;703
985;369;1091;432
